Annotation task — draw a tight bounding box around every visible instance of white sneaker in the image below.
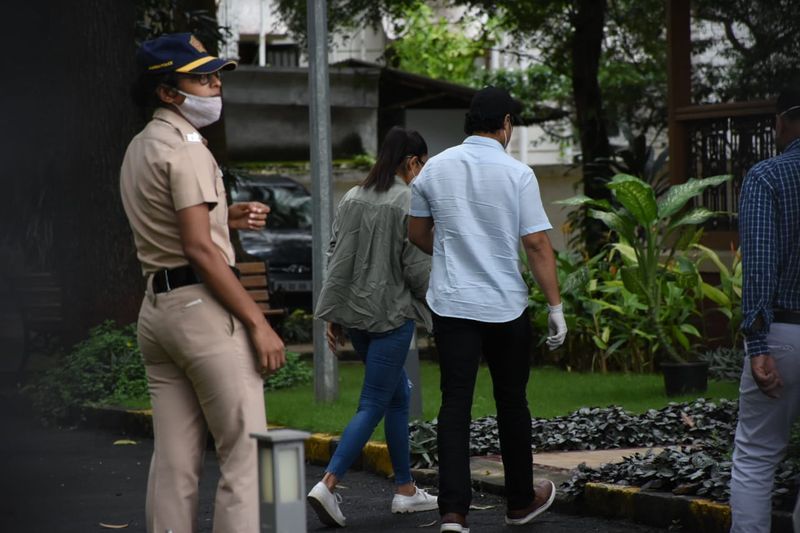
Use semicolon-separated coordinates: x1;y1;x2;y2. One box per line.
307;481;346;527
391;487;438;513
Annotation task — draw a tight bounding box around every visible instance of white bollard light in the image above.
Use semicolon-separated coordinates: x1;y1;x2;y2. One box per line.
251;429;311;533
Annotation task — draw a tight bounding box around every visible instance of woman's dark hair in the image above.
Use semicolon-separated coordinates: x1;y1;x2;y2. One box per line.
362;127;428;192
131;71;178;110
463;111;505;135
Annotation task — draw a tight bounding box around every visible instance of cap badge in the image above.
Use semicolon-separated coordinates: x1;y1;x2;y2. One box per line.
189;36;207;53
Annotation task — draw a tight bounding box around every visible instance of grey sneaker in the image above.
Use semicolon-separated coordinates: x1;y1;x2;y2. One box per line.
391;487;438;513
307;481;346;527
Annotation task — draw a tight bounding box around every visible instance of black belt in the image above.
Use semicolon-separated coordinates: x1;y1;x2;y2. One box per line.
152;265;240;294
774;309;800;325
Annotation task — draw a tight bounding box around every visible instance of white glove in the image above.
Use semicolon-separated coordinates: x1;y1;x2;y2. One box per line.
546;303;567;350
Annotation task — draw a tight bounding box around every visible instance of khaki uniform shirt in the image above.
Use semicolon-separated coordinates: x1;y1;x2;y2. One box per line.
315;177;432;332
120;108;234;275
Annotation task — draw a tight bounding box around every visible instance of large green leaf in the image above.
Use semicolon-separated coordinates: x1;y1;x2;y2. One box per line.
592;335;608;350
657;175;732;219
553;195;612;210
608;174;658;226
620;265;648;299
611;243;637;265
674;227;704;252
674;254;699;276
588;298;624;314
587;209;637;242
671;325;690;350
679;323;701;337
690;243;731;278
667;207;718;232
561;266;590;295
701;282;731;307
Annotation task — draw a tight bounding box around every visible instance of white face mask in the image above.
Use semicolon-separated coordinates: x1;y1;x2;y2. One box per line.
176;90;222;128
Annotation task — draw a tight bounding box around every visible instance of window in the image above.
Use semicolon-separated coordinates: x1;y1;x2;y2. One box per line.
235;41;299;67
238;40;258;65
265;44;299;67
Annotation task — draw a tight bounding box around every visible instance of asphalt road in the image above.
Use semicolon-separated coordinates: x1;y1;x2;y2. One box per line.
0;390;666;533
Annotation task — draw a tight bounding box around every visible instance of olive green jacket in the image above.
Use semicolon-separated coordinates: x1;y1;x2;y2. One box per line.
314;177;432;332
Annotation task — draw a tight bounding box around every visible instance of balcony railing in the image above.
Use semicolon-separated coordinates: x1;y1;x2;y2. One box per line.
677;100;776;231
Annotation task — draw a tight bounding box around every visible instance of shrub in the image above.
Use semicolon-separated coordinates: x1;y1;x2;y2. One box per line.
557;173;732;364
525;249;658;372
264;352;312;391
278;309;314;344
26;321;147;422
699;347;745;382
26;321;313;422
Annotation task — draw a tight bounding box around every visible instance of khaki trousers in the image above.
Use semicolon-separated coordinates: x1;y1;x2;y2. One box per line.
137;282;266;533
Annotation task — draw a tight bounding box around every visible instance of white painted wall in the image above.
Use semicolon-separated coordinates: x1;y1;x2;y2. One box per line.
405;109;467;157
532;165;583;252
218;0;387;66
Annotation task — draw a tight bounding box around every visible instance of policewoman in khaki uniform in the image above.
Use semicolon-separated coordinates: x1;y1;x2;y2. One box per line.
120;34;285;533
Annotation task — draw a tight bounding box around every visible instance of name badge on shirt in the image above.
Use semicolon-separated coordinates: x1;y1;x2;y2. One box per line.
185;132;203;143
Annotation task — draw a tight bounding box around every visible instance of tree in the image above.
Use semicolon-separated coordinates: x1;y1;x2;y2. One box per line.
273;0;796;251
274;0;667;253
2;0;143;342
386;2;493;87
692;0;800;101
461;0;668;252
1;0;229;343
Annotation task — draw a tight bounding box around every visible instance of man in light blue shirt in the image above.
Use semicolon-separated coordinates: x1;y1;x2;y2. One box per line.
409;86;567;532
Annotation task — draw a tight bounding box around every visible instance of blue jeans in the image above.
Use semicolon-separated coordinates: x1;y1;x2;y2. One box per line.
326;320;415;485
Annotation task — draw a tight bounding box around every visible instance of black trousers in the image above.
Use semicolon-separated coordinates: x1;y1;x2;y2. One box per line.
433;309;534;516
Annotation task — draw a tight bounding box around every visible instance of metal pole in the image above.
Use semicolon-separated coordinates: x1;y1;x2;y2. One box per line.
404;329;423;420
307;0;337;402
258;0;266;67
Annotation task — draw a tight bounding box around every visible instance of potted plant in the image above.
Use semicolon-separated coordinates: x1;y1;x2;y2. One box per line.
558;173;731;395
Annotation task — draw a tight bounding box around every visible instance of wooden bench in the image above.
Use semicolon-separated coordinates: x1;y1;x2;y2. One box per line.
236;261;288;322
14;272;65;378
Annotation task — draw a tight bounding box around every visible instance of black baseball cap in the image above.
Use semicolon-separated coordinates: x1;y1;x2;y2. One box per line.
468;86;523;125
137;33;237;75
777;88;800;120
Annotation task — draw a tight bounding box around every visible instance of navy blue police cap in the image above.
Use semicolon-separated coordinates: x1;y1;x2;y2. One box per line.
137;33;237;75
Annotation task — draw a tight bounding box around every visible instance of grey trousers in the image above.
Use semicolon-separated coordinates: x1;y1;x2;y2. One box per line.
730;322;800;532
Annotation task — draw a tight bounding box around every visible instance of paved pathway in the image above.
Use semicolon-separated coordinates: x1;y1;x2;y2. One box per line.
0;390;666;533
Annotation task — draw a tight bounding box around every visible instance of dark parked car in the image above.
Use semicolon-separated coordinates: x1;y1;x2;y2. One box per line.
230;172;312;302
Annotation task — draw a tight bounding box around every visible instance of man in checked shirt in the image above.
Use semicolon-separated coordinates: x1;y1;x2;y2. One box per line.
730;89;800;532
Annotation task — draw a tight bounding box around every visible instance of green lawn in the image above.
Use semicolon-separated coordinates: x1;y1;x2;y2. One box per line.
119;361;739;440
262;362;739;439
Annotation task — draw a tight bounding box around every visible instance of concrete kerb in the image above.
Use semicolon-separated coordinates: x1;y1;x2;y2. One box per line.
581;482;793;532
80;407;795;532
